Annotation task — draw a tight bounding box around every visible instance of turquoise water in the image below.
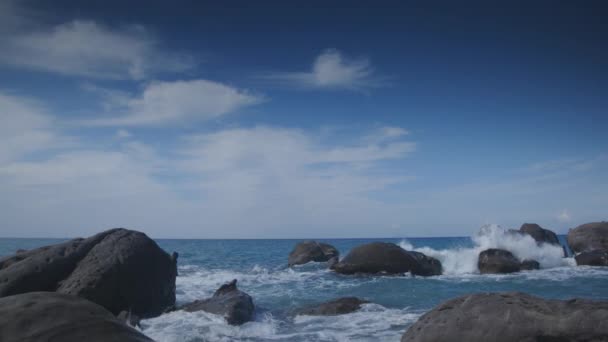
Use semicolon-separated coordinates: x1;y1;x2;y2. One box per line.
1;227;607;341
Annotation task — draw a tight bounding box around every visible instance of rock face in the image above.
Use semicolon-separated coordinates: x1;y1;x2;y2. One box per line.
288;241;339;267
575;250;608;266
478;249;521;274
295;297;369;316
331;242;442;276
0;228;177;318
181;279;254;325
519;259;540;270
519;223;561;245
568;221;608;254
401;292;608;342
0;292;153;342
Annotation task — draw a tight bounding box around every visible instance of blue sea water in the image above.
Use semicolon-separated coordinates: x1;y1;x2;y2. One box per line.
1;225;607;342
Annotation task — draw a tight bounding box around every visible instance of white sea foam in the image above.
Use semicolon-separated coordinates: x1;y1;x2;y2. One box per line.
175;264;344;304
141;303;420;342
399;224;575;275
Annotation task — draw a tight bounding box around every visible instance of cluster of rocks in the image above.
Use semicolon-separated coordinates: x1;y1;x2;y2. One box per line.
289;240;442;276
0;221;606;341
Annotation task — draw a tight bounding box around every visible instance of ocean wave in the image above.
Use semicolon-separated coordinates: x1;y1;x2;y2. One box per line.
141;303;421;342
399;224;573;275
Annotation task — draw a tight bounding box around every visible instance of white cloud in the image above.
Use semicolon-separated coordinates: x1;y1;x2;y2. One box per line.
115;129;132;139
557;209;571;222
0;92;64;163
264;49;380;90
0;20;194;79
86;80;263;126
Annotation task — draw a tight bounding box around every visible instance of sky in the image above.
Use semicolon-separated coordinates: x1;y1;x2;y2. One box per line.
0;0;607;238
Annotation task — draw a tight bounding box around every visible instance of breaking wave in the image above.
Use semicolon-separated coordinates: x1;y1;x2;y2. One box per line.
399;224;575;275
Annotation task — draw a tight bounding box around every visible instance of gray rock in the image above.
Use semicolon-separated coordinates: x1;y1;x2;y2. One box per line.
295;297;369;316
478;249;520;274
181;279;254;325
518;223;561;245
568;221;608;254
0;228;178;318
401;292;608;342
519;259;540;270
331;242;442;276
0;291;153;342
575;250;608;266
407;251;443;276
288;241;339;266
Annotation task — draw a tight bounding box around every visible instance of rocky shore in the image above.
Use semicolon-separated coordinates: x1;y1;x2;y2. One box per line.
0;221;606;341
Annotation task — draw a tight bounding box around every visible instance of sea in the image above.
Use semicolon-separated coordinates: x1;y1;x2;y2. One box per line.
1;224;607;342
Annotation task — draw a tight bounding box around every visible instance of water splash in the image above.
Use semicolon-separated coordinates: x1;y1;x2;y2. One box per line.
399;224;575;275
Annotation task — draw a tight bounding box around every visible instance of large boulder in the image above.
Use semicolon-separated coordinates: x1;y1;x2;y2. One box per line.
330;242;442;276
295;297;369;316
518;223;561;245
0;228;177;318
568;221;608;254
477;249;521;274
575;250;608;266
519;259;540;270
0;292;153;342
401;292;608;342
180;279;254;325
288;241;339;267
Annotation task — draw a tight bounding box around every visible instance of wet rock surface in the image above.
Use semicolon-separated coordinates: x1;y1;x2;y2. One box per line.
180;279;255;325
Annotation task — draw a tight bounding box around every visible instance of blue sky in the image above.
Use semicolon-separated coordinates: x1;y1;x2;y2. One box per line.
1;0;607;238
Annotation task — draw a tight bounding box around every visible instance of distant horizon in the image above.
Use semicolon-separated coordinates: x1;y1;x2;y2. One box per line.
1;1;606;239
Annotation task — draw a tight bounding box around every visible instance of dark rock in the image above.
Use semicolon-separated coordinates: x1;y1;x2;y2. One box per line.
407;251;443;276
520;259;540;270
519;223;561;245
288;241;339;266
117;310;141;328
331;242;442;276
295;297;369;316
568;221;608;254
477;249;520;274
0;228;177;318
181;279;254;325
0;291;153;342
401;292;608;342
575;250;608;266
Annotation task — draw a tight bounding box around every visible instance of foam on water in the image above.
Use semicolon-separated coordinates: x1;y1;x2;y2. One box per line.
141;303;421;342
399;224;575;275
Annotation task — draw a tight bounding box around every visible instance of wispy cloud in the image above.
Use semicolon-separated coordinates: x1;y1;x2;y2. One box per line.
0;92;67;163
0;19;194;79
0;94;414;237
85;79;264;126
263;49;382;91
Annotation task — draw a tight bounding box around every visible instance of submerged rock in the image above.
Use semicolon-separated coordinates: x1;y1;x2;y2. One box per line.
331;242;442;276
401;292;608;342
0;291;153;342
181;279;254;325
568;221;608;254
477;249;520;274
0;228;178;318
288;241;339;267
575;250;608;266
295;297;369;316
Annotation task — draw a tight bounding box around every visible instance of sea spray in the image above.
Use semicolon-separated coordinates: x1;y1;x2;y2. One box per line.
399;224;575;275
